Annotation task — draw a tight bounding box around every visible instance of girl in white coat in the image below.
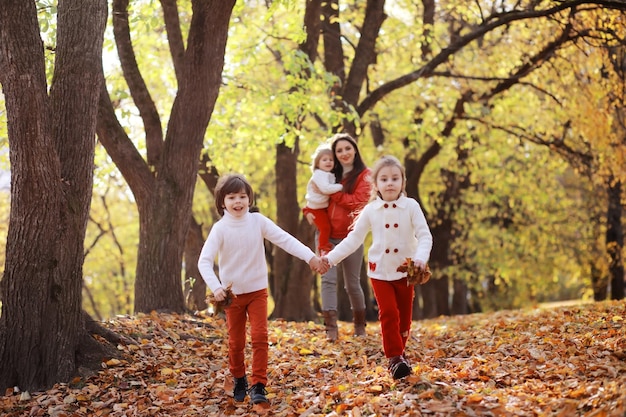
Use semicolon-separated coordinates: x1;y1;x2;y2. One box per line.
323;155;433;379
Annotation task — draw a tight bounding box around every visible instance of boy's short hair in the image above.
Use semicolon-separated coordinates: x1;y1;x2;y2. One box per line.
214;174;253;216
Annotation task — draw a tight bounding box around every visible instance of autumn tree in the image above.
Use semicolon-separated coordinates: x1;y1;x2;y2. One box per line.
240;0;626;319
0;0;112;391
355;1;625;315
95;0;236;314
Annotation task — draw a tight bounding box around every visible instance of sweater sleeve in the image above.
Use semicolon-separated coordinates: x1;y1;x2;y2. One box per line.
197;226;224;294
260;215;316;263
326;205;372;265
410;201;433;263
313;170;343;195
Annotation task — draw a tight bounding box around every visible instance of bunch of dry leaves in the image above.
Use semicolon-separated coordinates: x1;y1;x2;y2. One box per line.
1;300;625;416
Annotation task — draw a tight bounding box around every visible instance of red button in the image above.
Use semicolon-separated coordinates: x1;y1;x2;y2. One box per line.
394;248;399;253
385;224;390;228
394;224;399;228
385;249;390;253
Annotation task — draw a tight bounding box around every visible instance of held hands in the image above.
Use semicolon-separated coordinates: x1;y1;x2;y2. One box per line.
309;256;330;275
321;256;331;271
305;212;315;225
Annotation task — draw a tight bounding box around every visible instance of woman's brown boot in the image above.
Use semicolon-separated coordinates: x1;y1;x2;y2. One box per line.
353;310;366;337
322;310;338;341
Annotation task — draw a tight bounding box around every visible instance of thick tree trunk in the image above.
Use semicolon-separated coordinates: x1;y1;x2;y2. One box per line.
270;0;323;320
271;143;318;320
184;218;208;311
606;178;624;300
272;219;318;321
0;0;108;391
451;278;469;315
420;280;439;319
591;260;608;301
405;141;441;319
130;0;236;313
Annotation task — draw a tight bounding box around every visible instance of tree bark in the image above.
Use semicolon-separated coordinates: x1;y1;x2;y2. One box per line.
184;218;207;311
0;0;108;391
270;0;322;320
606;178;624;300
96;0;236;314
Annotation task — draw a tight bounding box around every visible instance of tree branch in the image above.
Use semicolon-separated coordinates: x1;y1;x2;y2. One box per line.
357;0;626;115
160;0;186;83
112;0;163;166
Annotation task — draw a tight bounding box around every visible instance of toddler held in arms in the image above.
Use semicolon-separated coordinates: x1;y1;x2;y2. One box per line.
302;145;343;255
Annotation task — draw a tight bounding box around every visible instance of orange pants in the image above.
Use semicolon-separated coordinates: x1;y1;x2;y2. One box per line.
370;278;414;358
225;288;268;386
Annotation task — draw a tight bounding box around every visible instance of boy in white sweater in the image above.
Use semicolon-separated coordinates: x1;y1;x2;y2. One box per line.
302;146;343;254
198;174;327;406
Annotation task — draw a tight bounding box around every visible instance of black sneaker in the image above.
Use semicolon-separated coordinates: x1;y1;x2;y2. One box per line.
233;376;248;402
249;382;269;404
389;355;411;379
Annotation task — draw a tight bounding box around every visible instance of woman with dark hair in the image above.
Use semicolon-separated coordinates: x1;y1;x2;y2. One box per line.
306;133;371;341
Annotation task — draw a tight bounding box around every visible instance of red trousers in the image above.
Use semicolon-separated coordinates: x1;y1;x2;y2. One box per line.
370;278;414;358
225;288;268;386
305;207;333;254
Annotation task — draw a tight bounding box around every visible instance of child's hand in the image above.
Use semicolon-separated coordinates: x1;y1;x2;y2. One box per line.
212;287;227;302
319;257;330;274
310;182;321;194
305;212;316;225
397;258;431;285
321;256;331;270
413;259;426;269
206;284;236;314
309;256;329;275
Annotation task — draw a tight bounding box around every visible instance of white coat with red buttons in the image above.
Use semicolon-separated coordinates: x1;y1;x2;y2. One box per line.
326;195;433;281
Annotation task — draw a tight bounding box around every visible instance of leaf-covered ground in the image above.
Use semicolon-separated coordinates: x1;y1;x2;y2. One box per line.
2;300;625;416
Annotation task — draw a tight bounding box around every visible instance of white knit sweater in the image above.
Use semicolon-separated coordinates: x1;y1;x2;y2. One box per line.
198;211;316;295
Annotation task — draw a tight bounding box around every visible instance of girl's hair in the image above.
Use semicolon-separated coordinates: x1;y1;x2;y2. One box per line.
311;146;334;172
330;133;367;193
214;174;254;216
370;155;406;201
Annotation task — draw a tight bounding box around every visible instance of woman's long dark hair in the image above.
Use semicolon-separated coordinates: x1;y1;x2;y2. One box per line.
331;133;367;193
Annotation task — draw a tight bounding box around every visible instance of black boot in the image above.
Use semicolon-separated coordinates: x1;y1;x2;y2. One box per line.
388;355;411;379
233;376;248;401
249;382;269;404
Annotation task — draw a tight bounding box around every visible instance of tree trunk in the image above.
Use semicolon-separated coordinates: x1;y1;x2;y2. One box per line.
606;178;624;300
134;0;236;313
271;143;319;321
95;0;236;314
451;278;469;315
272;219;318;321
184;217;207;311
270;0;322;320
591;260;608;301
0;0;108;392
